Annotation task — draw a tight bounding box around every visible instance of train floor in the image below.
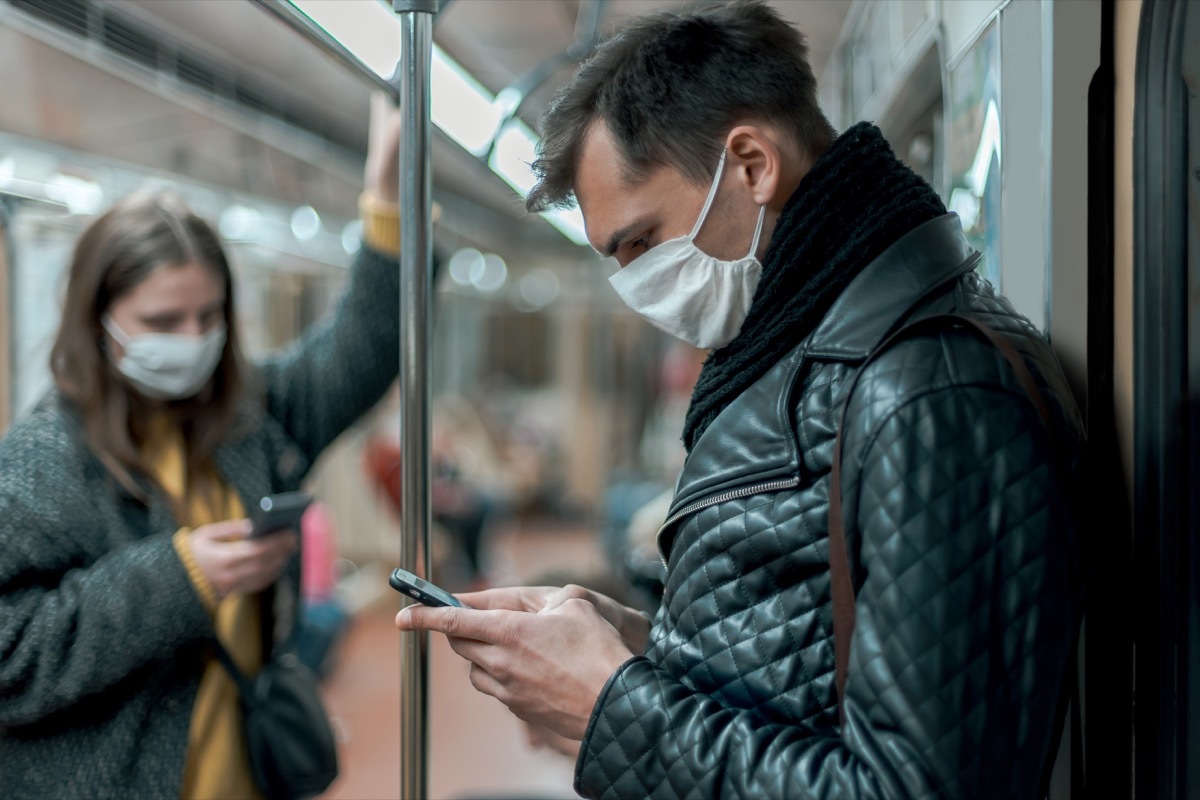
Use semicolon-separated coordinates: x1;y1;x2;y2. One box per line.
317;519;608;800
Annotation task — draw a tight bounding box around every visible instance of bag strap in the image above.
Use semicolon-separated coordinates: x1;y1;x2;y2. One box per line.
211;637;257;700
828;313;1055;724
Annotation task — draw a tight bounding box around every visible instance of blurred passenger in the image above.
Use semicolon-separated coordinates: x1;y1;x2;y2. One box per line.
362;396;507;589
398;2;1085;799
637;341;706;480
292;500;350;679
0;95;405;799
602;342;705;596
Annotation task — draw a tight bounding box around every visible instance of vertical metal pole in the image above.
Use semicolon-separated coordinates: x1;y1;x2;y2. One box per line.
394;1;436;798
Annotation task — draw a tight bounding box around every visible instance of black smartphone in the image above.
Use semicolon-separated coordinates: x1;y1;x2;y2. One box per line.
250;491;312;537
389;567;466;608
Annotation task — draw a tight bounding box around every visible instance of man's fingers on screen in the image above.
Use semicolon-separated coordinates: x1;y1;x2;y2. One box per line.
396;605;482;639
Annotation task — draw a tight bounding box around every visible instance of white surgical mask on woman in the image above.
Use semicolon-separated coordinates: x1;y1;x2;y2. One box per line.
608;148;766;349
102;315;226;400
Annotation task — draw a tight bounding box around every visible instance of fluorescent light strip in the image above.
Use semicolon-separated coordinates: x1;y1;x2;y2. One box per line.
288;0;587;246
431;51;503;155
289;0;400;77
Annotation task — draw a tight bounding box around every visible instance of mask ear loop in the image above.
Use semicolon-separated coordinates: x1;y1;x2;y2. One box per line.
746;205;767;259
688;149;728;240
102;315;131;347
202;323;229;345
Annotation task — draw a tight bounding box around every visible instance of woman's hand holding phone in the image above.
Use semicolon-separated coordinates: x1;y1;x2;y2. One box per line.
189;519;298;601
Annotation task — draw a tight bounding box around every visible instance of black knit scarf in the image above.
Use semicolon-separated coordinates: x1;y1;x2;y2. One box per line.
682;122;947;452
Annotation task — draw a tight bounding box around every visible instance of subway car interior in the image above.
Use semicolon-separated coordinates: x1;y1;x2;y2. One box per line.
0;0;1196;798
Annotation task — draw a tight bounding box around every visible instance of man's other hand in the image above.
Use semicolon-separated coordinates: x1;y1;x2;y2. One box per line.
396;595;635;741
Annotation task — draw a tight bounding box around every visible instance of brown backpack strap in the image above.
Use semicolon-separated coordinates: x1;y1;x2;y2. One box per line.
828;313;1054;725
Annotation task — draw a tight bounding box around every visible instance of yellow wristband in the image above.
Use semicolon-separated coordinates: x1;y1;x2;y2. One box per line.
359;192;401;257
172;529;219;614
358;193;443;257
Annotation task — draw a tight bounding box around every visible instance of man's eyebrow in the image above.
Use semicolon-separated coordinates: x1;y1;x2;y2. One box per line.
603;222;642;258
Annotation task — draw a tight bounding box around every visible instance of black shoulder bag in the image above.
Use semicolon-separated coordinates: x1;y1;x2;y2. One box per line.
213;638;340;800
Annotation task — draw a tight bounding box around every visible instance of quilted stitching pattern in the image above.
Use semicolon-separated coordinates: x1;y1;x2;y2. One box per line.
845;378;1076;798
576;270;1082;799
652;489;838;729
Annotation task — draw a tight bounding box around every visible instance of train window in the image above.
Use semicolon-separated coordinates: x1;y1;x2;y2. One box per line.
8;202;77;420
946;18;1002;290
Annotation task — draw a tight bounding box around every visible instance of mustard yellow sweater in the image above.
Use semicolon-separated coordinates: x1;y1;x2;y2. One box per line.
155;420;262;800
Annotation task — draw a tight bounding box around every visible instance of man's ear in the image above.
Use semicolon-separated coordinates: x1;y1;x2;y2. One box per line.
725;124;783;207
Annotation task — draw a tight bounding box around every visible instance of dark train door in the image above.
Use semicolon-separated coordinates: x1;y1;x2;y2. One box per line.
1132;0;1200;797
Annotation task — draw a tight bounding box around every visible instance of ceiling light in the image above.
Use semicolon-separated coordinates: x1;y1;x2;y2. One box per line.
219;204;262;240
449;247;484;286
291;205;322;240
286;0;588;247
45;174;104;215
431;46;503;155
342;220;364;254
471;253;507;293
517;268;560;310
289;0;400;77
290;0;500;154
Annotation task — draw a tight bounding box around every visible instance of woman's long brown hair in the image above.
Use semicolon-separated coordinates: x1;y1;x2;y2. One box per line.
50;191;247;516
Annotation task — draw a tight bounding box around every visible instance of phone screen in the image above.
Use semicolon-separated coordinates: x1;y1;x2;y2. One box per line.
389;568;465;608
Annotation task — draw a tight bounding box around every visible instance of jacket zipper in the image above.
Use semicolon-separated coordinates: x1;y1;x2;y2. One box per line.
655;476;802;568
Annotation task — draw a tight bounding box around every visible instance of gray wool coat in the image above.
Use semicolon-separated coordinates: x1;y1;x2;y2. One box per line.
0;244;399;799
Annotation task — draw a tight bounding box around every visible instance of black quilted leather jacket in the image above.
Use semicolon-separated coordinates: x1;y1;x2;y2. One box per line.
575;215;1084;800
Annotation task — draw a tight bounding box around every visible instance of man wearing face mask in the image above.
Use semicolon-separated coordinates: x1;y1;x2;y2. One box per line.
398;2;1085;798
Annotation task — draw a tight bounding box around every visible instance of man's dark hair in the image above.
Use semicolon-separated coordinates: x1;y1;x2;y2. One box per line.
526;0;835;213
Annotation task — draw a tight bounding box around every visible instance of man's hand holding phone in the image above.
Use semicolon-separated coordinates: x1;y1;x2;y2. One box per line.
395;582;640;743
449;584;651;654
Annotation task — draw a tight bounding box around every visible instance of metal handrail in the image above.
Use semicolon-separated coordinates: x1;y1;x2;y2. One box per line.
246;0;436;796
394;2;437;798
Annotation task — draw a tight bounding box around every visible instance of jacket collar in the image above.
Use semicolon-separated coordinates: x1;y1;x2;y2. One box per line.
661;214;979;550
803;213;979;360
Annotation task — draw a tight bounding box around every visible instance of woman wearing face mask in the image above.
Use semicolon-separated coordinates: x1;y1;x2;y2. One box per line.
0;96;404;800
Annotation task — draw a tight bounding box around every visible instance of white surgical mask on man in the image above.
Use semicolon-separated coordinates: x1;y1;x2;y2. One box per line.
608;148;766;349
102;315;226;401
